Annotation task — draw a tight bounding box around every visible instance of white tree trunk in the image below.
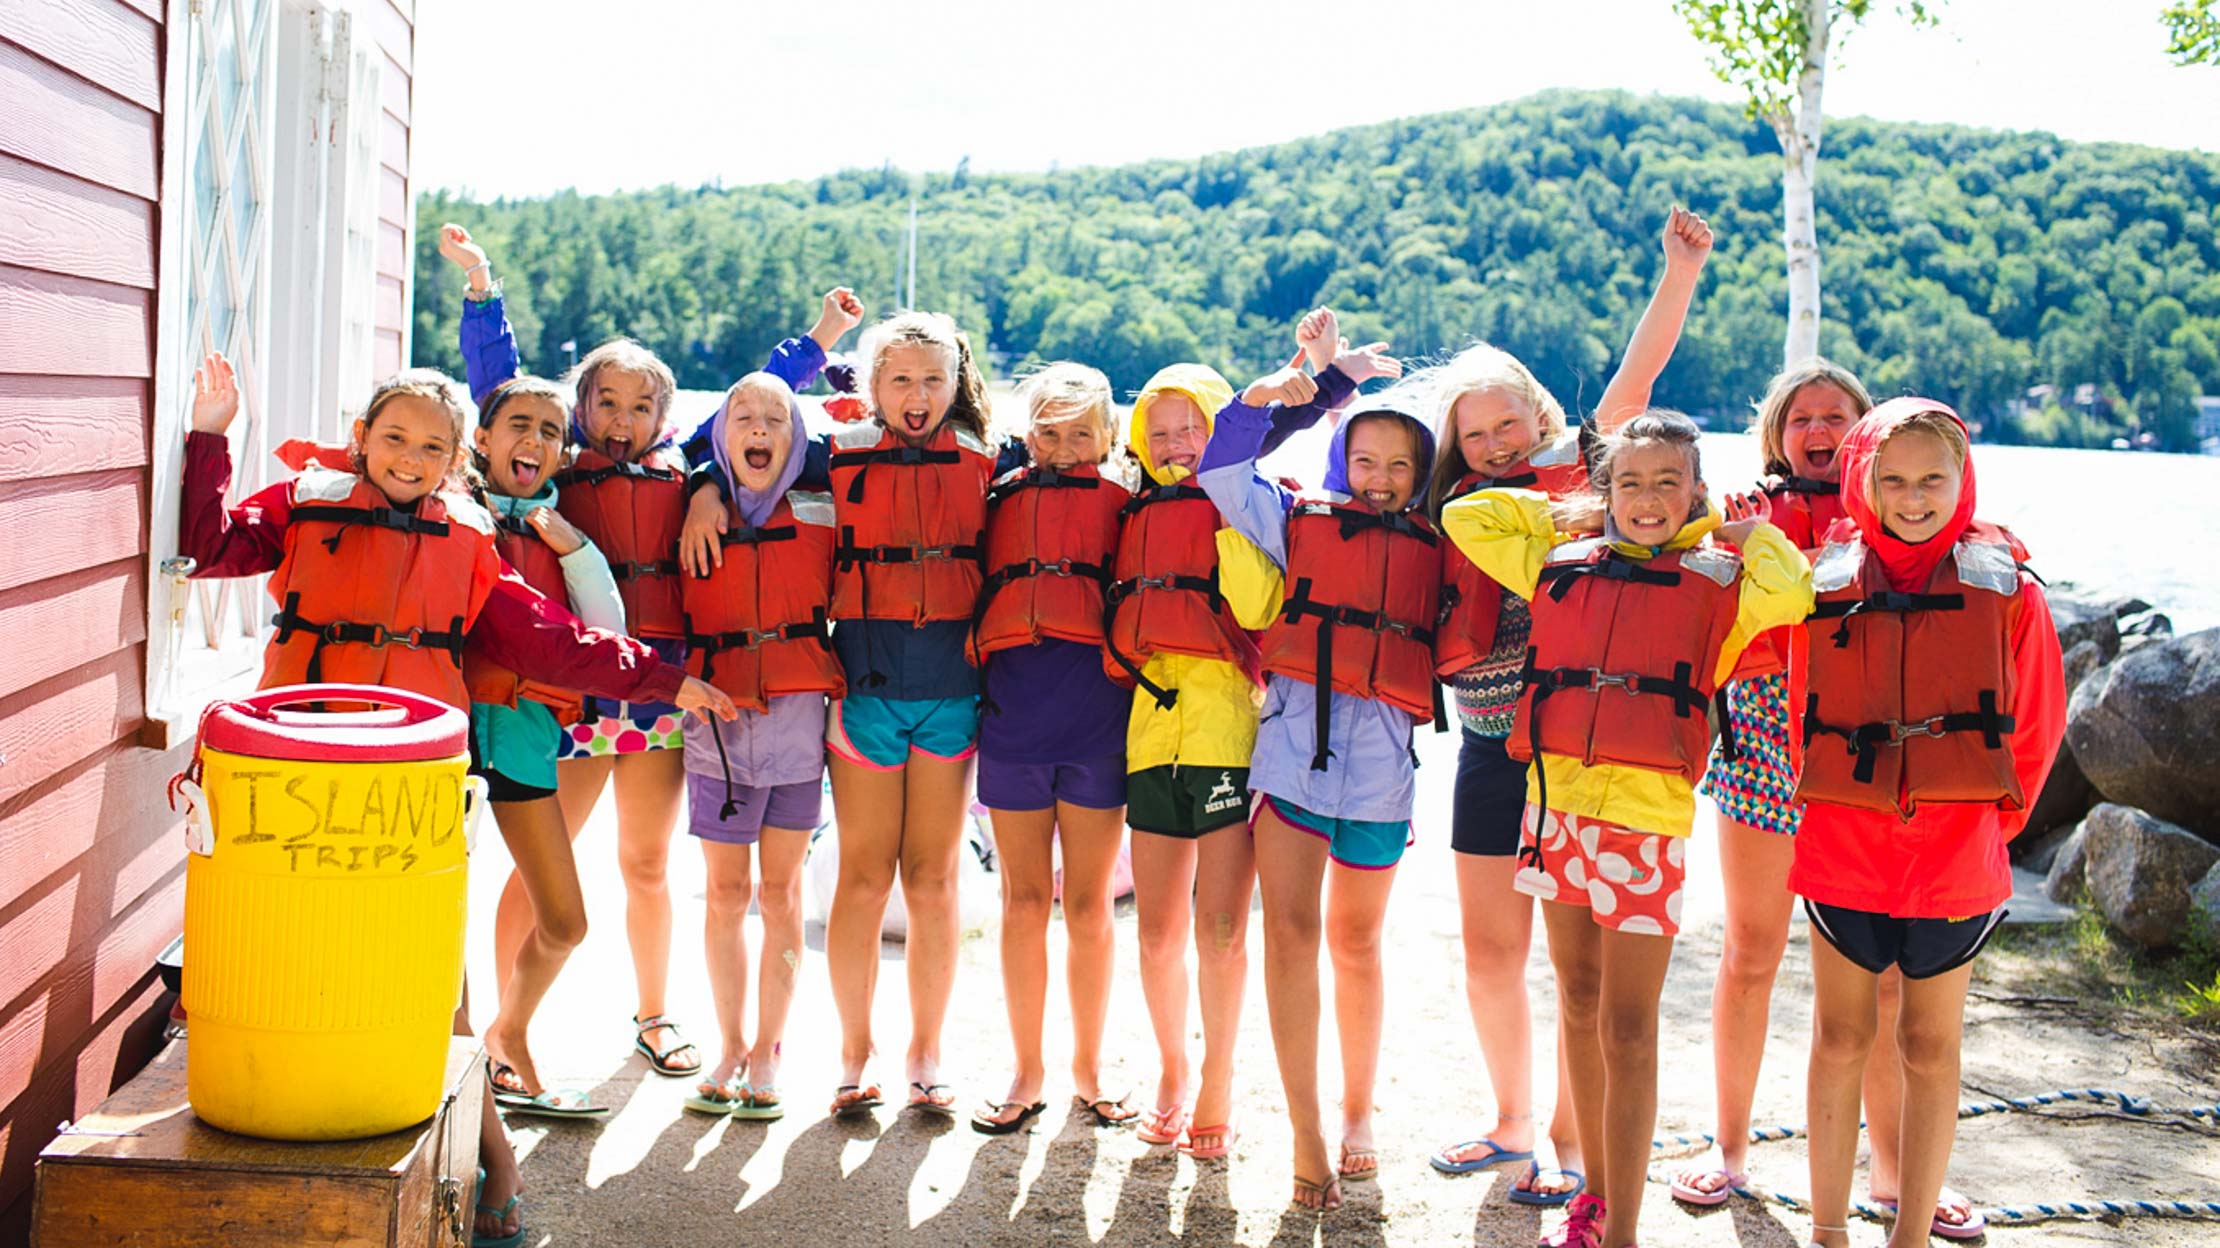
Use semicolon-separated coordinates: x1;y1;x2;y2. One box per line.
1776;0;1831;365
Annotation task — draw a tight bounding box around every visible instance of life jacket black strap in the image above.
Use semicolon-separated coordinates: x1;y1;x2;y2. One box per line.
1279;576;1438;771
833;445;963;504
1537;554;1682;602
1802;689;2015;785
720;523;798;548
555;460;680;489
1767;476;1839;497
1812;590;1966;648
685;609;830;683
988;467;1103;505
608;559;683;582
832;534;985;568
273;591;466;684
1304;504;1438;546
1449;471;1539;502
1121;481;1211;516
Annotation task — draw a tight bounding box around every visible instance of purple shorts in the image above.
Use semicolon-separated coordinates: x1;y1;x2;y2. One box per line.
975;749;1126;812
686;772;823;844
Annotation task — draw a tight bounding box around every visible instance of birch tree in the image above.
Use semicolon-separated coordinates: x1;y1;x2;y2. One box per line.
1674;1;1936;365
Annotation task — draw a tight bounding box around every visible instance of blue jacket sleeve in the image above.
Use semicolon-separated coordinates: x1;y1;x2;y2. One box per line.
1197;398;1294;569
1257;364;1356;459
460;295;521;408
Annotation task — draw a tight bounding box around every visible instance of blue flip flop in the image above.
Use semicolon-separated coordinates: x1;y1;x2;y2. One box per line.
1428;1136;1534;1175
1508;1162;1586;1207
471;1167;526;1248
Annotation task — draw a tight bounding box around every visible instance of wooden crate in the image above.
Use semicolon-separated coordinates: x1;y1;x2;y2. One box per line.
31;1038;484;1248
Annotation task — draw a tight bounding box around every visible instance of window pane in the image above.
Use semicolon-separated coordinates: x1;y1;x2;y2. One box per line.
212;1;241;129
192;116;221;251
230;126;258;255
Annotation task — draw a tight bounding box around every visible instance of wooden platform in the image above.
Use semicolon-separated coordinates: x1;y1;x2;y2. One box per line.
31;1037;484;1247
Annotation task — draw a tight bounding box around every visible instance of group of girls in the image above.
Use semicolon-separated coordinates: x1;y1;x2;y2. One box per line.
176;201;2064;1248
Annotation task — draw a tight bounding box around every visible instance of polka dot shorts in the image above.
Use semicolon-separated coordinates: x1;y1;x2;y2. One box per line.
556;706;685;760
1512;804;1687;937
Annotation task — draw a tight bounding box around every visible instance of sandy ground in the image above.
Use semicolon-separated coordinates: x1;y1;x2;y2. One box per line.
463;726;2220;1246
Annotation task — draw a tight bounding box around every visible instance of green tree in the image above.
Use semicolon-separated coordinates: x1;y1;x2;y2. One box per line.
2164;1;2220;62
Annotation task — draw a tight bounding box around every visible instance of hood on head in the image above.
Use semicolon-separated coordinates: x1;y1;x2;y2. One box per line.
710;391;807;529
1129;363;1235;484
1323;395;1436;510
1833;396;1978;591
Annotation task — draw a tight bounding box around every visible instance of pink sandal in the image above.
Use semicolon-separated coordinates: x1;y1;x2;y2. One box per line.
1137;1103;1189;1146
1178;1120;1238;1160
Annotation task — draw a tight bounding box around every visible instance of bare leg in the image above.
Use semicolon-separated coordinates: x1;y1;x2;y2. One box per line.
1324;855;1398;1170
747;826;810;1097
1055;801;1127;1103
611;748;690;1068
1883;962;1977;1248
698;838;756;1089
826;754;904;1088
483;796;590;1095
1592;924;1676;1248
1447;852;1539;1158
1864;968;1970;1227
456;992;521;1242
1806;933;1880;1248
1129;831;1198;1120
1250;804;1338;1208
896;751;973;1094
501;754;610;990
988;804;1057;1115
1191;819;1255;1145
1538;902;1606;1203
1676;815;1795;1197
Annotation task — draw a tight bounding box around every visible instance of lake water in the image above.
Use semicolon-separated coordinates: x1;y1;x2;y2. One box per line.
676;388;2220;634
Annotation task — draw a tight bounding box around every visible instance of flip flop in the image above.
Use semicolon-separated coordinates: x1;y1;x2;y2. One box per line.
1873;1193;1988;1240
1668;1159;1747;1207
490;1062;608;1119
970;1099;1047;1135
1136;1103;1189;1146
1179;1120;1238;1160
907;1081;956;1115
471;1166;526;1248
683;1074;748;1116
1290;1173;1343;1211
632;1014;702;1078
1076;1093;1139;1128
732;1084;785;1121
1508;1162;1586;1208
1429;1136;1534;1175
1338;1144;1379;1183
831;1083;883;1120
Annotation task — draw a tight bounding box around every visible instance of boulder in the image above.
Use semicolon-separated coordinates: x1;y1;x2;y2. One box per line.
2189;862;2220;951
2044;820;2088;903
2046;587;2135;661
2061;640;2106;697
2016;639;2108;852
2065;628;2220;844
2081;802;2220;948
2013;821;2078;875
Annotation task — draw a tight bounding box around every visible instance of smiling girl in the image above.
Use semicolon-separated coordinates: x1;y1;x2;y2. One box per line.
1442;412;1811;1248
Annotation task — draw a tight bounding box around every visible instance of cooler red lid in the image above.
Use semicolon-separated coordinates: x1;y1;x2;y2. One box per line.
196;684;469;763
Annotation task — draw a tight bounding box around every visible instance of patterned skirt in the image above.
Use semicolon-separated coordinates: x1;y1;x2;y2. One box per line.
1698;670;1803;835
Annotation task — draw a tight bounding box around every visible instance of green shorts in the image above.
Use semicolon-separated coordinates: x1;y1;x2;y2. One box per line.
470;700;563;796
1127;764;1251;838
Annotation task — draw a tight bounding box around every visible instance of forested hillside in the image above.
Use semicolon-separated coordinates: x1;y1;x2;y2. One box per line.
414;89;2220;449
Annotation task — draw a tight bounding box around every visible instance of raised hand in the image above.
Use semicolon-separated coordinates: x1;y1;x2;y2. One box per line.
675;675;738;722
190;352;240;435
1715;517;1762;548
1663;206;1714;272
1333;339;1403;385
1297;308;1340;373
1242;351;1320;408
524;507;587;556
810;286;867;351
1721;486;1770;522
679;485;730;577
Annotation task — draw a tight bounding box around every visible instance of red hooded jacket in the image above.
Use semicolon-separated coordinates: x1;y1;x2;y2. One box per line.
1786;399;2066;918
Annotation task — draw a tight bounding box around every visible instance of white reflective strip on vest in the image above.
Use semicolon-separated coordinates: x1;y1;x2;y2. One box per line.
1679;543;1742;588
1953;538;2020;596
1812;538;1867;593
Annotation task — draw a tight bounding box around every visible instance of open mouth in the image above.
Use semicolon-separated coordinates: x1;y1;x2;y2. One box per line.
1485;450;1523;471
1804;445;1836;472
605;435;634;462
1894;508;1937;529
899;408;931;436
508;455;542;489
743;446;773;471
1361;488;1401;510
1623;511;1671;535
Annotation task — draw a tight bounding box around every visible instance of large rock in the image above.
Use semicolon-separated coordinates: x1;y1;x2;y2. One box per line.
2046;587;2138;661
2016;639;2108;854
2044;820;2088;903
2190;863;2220;951
2066;628;2220;844
2013;820;2078;874
2082;802;2220;948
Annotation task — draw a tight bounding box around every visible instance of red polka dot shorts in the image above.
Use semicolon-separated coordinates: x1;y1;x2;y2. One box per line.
1512;804;1688;937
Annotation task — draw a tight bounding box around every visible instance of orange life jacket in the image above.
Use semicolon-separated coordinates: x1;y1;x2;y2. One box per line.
969;463;1130;665
1765;476;1849;550
265;468;494;710
1794;522;2024;818
553;444;687;639
1259;498;1443;769
1104;480;1262;704
1511;537;1742;784
679;491;845;713
1434;452;1593;679
462;500;584;723
827;422;994;627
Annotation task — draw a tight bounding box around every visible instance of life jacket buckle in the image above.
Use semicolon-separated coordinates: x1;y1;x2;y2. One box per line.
1589;671;1641;694
1885;715;1948;743
395;626;430;650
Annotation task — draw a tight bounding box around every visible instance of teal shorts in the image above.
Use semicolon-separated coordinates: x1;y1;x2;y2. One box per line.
827;695;980;771
470;700;563;796
1256;793;1413;871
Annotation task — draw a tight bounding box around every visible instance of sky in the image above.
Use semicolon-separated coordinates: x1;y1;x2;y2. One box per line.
410;0;2218;198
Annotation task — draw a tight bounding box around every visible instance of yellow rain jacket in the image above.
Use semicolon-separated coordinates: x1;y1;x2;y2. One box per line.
1440;490;1814;836
1123;364;1279;774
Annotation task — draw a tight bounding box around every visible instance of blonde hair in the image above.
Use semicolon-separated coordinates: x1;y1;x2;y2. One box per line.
1590;409;1704;494
723;371;796;420
1866;408;1970;512
356;368;473;486
857;311;991;442
1752;358;1873;477
1018;362;1114;448
565;338;676;427
1419;342;1568;518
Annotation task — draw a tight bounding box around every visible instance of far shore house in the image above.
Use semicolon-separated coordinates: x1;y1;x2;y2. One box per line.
0;1;420;1238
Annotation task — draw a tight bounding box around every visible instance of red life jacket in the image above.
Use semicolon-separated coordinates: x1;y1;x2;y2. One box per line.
969;463;1130;665
1794;522;2025;818
264;468;494;710
1434;447;1593;679
679;491;845;713
1511;537;1742;784
462;500;584;723
1764;476;1849;550
1104;480;1262;703
827;422;994;629
554;444;687;639
1259;498;1443;769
